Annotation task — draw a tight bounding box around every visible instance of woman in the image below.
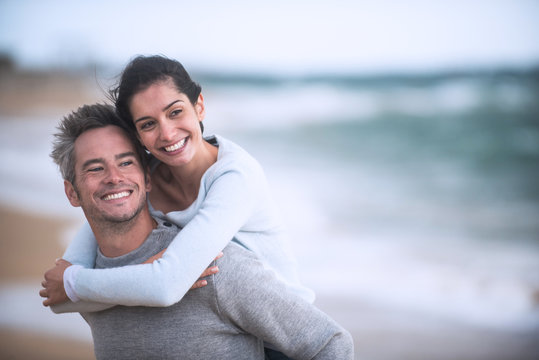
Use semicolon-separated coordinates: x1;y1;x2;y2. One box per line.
43;55;314;358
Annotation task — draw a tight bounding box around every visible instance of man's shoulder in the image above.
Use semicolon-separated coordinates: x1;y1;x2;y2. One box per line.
215;243;265;284
213;242;286;300
218;242;260;269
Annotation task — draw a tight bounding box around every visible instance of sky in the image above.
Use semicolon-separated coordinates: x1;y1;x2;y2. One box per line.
0;0;538;75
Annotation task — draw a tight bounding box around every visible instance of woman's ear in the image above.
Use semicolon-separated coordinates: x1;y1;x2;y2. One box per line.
144;169;152;193
195;93;205;121
64;180;81;207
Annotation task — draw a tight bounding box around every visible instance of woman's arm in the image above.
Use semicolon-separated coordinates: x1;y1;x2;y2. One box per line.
62;221;98;267
42;250;220;311
70;167;256;307
39;222;105;310
51;300;114;314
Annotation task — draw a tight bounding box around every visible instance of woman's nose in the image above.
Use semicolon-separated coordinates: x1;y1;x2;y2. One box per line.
158;120;176;142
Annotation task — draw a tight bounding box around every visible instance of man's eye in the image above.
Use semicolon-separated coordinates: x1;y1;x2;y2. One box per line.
120;161;133;167
88;167;103;172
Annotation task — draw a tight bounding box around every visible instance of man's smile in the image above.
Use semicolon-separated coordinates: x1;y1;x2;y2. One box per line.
101;190;132;201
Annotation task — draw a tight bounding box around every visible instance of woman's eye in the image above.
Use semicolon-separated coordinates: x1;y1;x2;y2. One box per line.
140;121;155;130
170;109;182;117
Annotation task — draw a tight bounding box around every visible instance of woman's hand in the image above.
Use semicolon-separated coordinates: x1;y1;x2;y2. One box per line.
142;249;167;264
143;250;224;290
39;259;72;306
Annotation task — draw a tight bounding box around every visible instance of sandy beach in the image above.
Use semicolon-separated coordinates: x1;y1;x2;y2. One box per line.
0;206;94;359
0;328;93;360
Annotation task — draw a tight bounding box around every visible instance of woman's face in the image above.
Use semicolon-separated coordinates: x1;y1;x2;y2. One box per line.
129;79;205;168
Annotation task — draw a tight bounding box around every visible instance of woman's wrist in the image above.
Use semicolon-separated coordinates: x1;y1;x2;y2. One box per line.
64;264;83;302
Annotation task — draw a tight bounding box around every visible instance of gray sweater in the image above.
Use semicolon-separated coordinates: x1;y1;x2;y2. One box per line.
81;218;354;360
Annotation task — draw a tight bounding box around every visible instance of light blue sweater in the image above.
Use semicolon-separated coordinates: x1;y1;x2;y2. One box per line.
62;135;314;307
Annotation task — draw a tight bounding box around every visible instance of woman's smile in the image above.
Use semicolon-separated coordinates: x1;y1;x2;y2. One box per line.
163;137;188;153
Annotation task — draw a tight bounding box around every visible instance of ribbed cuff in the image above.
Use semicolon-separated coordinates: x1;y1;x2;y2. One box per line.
64;264;83;302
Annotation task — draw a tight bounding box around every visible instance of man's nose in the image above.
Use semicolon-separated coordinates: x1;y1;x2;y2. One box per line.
104;166;124;184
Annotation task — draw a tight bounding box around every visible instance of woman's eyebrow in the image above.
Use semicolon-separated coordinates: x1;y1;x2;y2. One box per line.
163;99;183;111
134;100;184;124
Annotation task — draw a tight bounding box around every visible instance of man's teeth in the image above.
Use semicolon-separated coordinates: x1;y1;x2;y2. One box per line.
103;191;130;201
165;138;186;152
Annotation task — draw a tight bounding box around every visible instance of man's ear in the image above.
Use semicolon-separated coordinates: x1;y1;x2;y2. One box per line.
64;180;81;207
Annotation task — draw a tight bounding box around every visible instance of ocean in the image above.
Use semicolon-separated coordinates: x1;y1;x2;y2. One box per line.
1;67;538;336
204;68;539;332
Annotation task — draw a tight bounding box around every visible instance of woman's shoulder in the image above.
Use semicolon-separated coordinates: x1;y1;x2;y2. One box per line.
210;135;252;160
206;135;265;178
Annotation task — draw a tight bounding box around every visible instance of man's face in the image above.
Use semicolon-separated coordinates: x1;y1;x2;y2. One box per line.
64;125;150;225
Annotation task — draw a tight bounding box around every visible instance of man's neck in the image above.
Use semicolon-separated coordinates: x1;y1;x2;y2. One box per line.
89;210;156;258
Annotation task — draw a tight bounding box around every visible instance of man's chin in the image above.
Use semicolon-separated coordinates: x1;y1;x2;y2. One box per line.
102;211;140;224
83;201;146;227
99;205;144;224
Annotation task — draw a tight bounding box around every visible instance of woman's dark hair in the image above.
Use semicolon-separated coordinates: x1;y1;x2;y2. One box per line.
109;55;203;133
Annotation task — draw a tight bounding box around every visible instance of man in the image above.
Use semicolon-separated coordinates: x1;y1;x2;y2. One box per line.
39;104;354;359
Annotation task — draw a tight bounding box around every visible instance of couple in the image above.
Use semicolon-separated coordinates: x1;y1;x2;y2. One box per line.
39;55;353;359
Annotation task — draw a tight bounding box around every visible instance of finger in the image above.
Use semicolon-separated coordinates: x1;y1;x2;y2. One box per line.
190;279;208;290
39;289;48;298
214;252;224;260
200;266;219;278
57;259;72;266
43;298;51;307
41;280;47;287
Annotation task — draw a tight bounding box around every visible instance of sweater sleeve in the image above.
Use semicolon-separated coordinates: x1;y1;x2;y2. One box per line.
62;221;97;268
54;222;121;313
71;166;256;306
216;245;354;360
51;300;114;314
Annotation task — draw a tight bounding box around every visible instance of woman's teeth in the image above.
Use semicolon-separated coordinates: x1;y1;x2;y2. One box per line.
165;138;186;152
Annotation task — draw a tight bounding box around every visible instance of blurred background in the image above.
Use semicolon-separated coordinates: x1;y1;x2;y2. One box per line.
1;1;539;359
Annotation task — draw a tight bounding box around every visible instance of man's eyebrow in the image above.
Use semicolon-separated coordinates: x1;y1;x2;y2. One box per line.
116;151;137;160
133;99;184;124
81;152;136;169
81;158;104;169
